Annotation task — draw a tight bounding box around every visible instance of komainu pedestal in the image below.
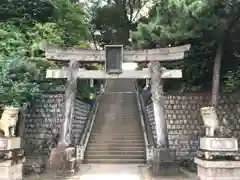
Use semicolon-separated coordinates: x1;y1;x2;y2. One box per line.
151;148;180;176
0;137;24;180
197;106;240;160
198;137;240;160
195;157;240;180
196;106;240;180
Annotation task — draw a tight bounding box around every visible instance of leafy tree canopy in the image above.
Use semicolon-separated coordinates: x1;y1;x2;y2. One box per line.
132;0;240;93
0;0;92;108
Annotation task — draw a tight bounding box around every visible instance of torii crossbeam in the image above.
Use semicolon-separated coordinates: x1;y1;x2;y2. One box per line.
45;44;190;62
45;44;190;79
46;69;182;79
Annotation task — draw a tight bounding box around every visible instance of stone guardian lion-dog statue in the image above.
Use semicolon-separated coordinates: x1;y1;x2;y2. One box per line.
0;107;19;137
200;106;219;137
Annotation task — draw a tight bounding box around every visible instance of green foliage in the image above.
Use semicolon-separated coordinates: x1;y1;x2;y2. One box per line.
27;23;65;51
222;62;240;93
51;0;90;46
0;0;91;108
132;0;206;47
0;56;41;107
0;0;55;22
0;23;27;57
133;0;240;93
89;0;149;46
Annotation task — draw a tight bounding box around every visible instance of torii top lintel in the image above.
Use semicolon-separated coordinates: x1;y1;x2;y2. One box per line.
44;44;190;62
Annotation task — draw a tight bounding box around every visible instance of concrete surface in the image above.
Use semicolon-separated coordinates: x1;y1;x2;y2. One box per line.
24;164;197;180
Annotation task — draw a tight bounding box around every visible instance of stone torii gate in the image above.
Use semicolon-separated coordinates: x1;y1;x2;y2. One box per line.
44;44;190;173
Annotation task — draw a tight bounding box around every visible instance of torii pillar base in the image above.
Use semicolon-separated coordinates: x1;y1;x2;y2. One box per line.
151;148;180;176
49;147;76;176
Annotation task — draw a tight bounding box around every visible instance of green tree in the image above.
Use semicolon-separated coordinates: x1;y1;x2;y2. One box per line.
132;0;240;100
0;0;54;22
132;0;204;48
89;0;150;46
0;56;41;107
51;0;90;46
0;0;91;108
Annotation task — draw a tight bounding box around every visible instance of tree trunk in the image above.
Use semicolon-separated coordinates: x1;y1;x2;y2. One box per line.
212;42;223;107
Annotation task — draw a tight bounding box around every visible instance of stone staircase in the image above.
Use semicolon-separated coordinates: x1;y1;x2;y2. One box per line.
84;80;146;164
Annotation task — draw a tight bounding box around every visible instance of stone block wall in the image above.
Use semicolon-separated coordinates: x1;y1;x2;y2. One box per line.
23;94;91;156
145;93;240;160
23;94;64;156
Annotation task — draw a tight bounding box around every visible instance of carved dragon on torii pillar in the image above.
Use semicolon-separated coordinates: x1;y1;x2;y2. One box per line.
58;60;79;148
49;61;79;174
148;61;169;148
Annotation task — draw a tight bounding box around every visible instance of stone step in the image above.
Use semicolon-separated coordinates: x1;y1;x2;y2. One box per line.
88;144;145;148
93;128;142;131
84;158;145;164
97;116;139;117
90;135;143;139
91;132;143;136
94;121;140;123
89;139;144;143
84;80;146;164
95;121;140;123
90;136;144;141
94;126;141;129
87;143;145;147
88;142;145;146
85;154;145;159
92;131;142;134
93;125;141;128
88;139;145;143
86;146;145;151
94;119;139;121
94;123;140;126
86;151;145;155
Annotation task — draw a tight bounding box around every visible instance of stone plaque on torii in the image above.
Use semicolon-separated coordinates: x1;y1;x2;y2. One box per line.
44;44;190;174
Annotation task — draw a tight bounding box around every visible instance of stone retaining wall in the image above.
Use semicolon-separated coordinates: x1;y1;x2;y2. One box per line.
23;94;91;156
145;93;240;160
22;91;240;160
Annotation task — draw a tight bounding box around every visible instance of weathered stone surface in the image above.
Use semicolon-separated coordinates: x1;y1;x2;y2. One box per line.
23;94;65;156
151;161;180;176
23;94;90;156
151;148;180;176
144;93;240;160
0;137;21;150
22;91;240;163
0;162;23;180
195;157;240;180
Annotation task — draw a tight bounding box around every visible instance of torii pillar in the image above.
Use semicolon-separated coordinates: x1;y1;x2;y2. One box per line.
149;61;180;175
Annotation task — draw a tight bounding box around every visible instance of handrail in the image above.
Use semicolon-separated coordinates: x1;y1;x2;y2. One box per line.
134;80;155;163
139;93;155;147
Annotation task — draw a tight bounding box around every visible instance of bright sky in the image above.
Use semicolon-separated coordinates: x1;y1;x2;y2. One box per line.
78;0;154;21
122;63;138;70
